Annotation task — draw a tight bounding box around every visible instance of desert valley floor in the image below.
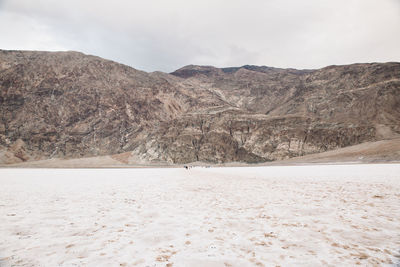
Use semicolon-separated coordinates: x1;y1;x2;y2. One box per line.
1;164;399;266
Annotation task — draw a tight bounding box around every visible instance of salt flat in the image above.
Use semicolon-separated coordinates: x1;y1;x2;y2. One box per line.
0;164;399;266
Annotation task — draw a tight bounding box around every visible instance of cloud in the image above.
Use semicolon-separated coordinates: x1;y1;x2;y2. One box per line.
0;0;399;72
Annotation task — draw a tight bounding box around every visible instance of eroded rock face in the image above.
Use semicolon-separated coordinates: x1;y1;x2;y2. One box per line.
0;50;399;164
132;112;377;163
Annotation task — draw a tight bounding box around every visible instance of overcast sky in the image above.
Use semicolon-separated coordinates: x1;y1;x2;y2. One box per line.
0;0;399;72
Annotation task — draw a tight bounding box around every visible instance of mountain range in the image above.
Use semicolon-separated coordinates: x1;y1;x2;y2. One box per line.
1;50;399;166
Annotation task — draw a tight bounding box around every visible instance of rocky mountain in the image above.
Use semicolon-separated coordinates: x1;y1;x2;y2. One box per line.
1;49;399;165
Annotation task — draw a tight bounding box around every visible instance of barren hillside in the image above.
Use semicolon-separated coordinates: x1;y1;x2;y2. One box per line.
1;50;399;165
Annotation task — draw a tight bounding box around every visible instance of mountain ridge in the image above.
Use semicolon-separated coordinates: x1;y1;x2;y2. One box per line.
1;49;399;165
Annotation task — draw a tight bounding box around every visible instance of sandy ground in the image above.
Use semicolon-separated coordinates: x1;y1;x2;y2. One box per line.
267;139;400;165
0;165;399;266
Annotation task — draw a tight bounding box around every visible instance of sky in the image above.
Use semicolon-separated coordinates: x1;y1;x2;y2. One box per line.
0;0;399;72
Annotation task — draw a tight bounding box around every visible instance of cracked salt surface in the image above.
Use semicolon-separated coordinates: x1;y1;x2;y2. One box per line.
0;164;399;266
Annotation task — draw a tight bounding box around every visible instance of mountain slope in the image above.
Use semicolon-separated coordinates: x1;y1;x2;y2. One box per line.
1;50;399;164
135;62;400;163
0;50;226;163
